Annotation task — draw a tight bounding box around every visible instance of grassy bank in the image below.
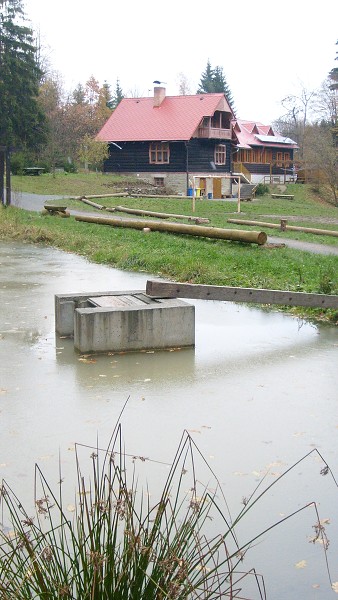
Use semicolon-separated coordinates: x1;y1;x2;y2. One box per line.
2;175;338;323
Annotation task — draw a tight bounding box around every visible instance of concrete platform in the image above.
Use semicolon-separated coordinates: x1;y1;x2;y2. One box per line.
55;290;195;353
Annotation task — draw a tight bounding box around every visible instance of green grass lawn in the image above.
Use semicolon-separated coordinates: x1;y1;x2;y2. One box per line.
2;174;338;323
11;172;140;196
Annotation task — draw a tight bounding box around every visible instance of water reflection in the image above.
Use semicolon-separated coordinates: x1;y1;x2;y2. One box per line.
0;240;337;599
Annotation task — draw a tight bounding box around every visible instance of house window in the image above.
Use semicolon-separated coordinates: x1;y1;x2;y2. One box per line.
284;152;290;167
276;152;283;166
149;142;170;164
215;144;226;165
154;177;165;186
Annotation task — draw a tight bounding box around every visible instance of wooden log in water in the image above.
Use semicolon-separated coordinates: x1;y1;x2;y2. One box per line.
75;214;267;245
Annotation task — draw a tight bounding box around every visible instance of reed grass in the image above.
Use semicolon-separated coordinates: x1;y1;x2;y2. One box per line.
1;414;337;599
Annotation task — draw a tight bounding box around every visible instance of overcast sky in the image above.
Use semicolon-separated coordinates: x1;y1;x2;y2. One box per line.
23;0;337;125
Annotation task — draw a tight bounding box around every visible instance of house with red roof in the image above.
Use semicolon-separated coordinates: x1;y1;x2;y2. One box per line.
97;87;298;197
232;120;298;184
97;86;234;198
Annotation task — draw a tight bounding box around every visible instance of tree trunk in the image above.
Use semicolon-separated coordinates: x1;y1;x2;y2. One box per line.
75;214;267;245
0;151;4;206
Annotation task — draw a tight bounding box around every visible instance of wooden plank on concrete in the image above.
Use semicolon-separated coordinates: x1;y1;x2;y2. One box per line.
146;280;338;309
88;294;147;308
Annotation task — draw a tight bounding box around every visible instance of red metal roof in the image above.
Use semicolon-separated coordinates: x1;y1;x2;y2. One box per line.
97;92;233;142
232;119;298;149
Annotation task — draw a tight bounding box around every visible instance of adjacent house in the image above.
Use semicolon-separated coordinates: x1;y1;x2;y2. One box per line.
232;120;298;184
97;87;298;197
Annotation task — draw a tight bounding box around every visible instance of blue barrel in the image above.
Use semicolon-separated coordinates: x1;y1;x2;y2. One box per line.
187;188;193;196
208;192;213;199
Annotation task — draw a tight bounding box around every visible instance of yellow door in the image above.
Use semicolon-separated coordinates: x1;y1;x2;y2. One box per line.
199;178;206;196
213;178;222;198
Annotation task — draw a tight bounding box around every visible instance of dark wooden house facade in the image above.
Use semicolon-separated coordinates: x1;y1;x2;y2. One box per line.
97;88;298;196
97;87;234;197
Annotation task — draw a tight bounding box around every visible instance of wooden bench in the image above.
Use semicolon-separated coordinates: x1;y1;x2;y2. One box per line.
43;204;69;217
271;194;294;199
23;167;45;176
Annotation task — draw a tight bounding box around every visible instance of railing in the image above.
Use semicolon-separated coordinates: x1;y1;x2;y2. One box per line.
197;127;232;140
232;162;251;182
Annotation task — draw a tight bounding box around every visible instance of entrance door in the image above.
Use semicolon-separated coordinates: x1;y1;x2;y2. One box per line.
199;178;206;197
213;178;222;199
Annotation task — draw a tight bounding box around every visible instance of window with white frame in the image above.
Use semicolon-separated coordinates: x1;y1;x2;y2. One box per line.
215;144;226;165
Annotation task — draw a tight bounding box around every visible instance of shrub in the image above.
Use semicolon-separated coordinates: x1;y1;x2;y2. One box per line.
254;183;270;196
10;152;29;175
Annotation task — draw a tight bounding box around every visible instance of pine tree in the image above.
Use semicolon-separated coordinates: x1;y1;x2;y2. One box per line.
0;0;46;149
197;61;235;113
328;40;338;146
197;60;215;93
107;78;124;109
73;83;86;105
213;66;235;112
329;40;338;91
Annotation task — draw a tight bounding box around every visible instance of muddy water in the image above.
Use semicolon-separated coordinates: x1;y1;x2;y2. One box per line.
0;240;337;598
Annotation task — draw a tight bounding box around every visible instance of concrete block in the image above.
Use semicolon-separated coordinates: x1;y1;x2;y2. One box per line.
72;293;195;353
55;290;144;336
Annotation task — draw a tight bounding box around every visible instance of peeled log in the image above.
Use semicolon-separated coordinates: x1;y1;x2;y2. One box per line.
227;218;338;238
79;198;105;209
107;205;210;223
75;214;267;245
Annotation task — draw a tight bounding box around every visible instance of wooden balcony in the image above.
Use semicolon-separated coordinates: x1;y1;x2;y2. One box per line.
196;127;232;140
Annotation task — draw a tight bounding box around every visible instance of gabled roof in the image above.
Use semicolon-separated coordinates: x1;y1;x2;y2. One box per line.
97;92;233;142
232;119;298;149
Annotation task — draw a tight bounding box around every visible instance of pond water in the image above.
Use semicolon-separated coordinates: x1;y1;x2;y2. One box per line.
0;240;337;598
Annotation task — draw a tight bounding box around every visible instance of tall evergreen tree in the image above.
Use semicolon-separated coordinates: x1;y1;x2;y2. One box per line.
197;60;215;93
72;83;86;105
328;40;338;145
0;0;46;149
197;60;235;112
329;40;338;91
213;65;235;112
107;78;124;109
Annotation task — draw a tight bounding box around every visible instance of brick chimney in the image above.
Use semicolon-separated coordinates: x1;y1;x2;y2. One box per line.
154;86;166;107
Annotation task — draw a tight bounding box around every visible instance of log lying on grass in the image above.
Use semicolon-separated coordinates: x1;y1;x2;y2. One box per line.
75;214;267;245
227;218;338;238
106;205;210;223
79;198;105;210
81;192;129;199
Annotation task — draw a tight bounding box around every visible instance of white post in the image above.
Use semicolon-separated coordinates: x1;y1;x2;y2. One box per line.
237;178;241;213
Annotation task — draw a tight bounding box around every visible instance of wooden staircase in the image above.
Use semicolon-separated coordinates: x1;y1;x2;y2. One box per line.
232;183;257;201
